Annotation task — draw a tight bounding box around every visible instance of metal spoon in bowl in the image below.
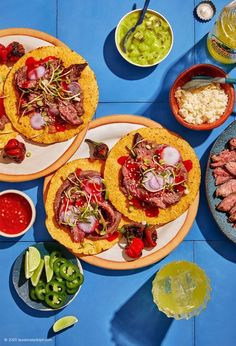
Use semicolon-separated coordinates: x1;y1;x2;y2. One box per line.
182;75;236;91
121;0;151;53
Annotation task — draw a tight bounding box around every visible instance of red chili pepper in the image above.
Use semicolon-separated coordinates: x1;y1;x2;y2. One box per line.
75;198;85;208
175;175;184;183
61;81;68;91
0;44;8;64
76;168;82;176
4;138;20;150
183;160;193;172
145;207;159;218
6;41;25;63
3;138;26;163
0;98;5;118
125;237;144;259
55;123;66;132
130;197;142;209
117;156;128;165
143;226;157;248
175;185;185;192
107;231;119;242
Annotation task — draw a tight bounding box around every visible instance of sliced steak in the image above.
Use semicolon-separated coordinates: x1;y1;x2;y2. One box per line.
228;212;236;223
74;101;84;117
133;140;157;163
0;114;9;130
216;193;236;212
58;100;83;125
229;203;236;216
62;63;87;81
121;163;167;209
162;191;183;205
229;138;236;150
87;210;121;241
71;225;85;243
211;150;236;168
78;170;102;180
53;179;72;222
225;162;236;177
43;59;61;79
213;167;233;185
15;66;37;89
215;179;236;198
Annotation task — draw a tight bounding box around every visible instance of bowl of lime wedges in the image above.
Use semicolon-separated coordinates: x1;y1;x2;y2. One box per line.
115;9;174;67
12;242;84;311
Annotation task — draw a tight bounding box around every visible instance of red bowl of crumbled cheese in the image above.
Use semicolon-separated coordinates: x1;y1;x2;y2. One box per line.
170;64;235;130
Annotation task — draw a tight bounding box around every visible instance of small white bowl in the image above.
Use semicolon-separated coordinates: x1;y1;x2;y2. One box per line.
0;189;36;238
115;8;174;67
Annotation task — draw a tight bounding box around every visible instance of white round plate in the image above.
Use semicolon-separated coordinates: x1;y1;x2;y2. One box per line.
44;115;199;270
0;28;87;182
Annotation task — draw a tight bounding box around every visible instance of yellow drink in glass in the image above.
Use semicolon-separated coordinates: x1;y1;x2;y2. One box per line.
207;1;236;64
152;261;211;319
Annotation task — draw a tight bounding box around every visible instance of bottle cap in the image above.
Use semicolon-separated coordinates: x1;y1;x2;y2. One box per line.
195;1;216;22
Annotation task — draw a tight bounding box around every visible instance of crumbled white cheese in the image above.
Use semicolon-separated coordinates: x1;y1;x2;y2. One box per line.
174;83;228;125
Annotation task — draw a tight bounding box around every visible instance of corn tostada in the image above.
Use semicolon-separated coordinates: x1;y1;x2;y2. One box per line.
104;128;201;225
4;46;98;144
45;159;122;255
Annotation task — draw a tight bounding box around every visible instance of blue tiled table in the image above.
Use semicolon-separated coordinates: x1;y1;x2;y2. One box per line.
0;1;236;345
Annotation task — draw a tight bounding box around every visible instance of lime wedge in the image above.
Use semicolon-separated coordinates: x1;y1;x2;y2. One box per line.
24;251;34;279
44;255;53;283
53;316;78;333
31;258;44;287
28;246;41;272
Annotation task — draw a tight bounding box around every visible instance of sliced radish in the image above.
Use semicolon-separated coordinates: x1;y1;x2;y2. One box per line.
67;82;81;95
77;215;98;233
161;146;181;166
28;65;46;80
30;113;46;130
89;176;102;185
142;171;164;192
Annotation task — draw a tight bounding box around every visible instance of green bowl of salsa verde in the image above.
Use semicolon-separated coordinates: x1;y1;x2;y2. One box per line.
115;9;173;67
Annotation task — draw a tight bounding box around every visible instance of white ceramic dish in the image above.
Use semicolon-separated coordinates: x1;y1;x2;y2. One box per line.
44;115;199;270
115;9;174;67
0;28;87;182
0;189;36;238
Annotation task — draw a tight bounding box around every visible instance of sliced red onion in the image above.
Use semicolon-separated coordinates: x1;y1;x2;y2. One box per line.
161;146;181;166
67;82;81;95
142;171;164;192
77;215;98;233
28;65;46;80
30;113;46;130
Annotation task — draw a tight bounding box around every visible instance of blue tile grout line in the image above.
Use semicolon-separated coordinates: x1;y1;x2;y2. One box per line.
193;0;196;65
56;0;59;39
193;241;196;346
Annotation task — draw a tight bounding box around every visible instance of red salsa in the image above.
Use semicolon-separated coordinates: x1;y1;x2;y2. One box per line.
0;193;32;235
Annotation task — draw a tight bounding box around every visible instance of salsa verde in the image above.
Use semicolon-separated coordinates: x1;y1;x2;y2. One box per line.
117;11;172;66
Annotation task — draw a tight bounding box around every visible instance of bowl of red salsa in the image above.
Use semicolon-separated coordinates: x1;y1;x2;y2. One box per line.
0;190;36;238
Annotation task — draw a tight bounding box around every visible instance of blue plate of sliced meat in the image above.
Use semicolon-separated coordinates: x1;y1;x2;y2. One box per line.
206;120;236;243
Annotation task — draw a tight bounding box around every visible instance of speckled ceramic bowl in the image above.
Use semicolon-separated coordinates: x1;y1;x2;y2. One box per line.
206;120;236;243
12;242;83;311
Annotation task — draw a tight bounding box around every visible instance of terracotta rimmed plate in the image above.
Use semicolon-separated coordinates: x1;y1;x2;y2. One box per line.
0;28;88;182
12;241;83;311
44;115;199;270
206;120;236;243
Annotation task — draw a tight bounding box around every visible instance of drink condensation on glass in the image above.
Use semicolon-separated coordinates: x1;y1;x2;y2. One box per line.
152;261;211;319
